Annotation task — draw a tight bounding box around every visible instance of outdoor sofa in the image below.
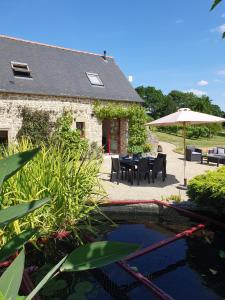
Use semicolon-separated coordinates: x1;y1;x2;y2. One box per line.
186;146;202;162
207;147;225;166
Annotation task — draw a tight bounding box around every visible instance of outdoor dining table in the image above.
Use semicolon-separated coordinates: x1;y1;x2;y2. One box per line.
119;156;155;184
120;156;155;165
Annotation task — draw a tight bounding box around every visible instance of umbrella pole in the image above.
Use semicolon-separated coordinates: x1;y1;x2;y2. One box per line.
183;123;187;186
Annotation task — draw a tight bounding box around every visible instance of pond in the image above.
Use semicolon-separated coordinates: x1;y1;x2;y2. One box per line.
31;205;225;300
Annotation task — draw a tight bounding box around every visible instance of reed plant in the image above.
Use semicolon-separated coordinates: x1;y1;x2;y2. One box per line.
0;139;106;245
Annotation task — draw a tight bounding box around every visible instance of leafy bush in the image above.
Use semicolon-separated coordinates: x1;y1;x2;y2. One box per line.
17;107;53;145
143;143;152;153
0;139;105;243
186;126;210;139
187;167;225;214
52;111;89;154
127;105;148;153
158;126;179;135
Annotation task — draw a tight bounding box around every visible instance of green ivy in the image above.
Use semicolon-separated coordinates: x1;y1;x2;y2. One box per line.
93;102;148;153
17;107;53;145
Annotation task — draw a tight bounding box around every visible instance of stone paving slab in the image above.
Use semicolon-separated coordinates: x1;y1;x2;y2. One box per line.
100;141;218;201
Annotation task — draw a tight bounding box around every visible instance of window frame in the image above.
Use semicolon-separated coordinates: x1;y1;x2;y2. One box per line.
86;72;104;87
76;121;85;138
11;61;32;79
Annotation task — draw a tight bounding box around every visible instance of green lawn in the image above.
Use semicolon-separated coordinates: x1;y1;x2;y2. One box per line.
155;131;225;153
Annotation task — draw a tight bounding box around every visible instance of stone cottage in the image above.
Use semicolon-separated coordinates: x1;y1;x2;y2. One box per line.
0;35;142;153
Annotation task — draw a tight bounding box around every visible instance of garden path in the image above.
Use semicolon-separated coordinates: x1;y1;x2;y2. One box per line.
100;141;217;201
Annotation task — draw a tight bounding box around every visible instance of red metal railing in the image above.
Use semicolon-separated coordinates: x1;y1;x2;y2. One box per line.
102;199;225;300
125;224;205;261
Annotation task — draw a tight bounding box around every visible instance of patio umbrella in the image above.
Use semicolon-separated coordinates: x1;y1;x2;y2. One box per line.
147;108;225;187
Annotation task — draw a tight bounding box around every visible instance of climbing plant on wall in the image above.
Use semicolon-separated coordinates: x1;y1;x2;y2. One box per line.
17;107;53;145
93;102;149;153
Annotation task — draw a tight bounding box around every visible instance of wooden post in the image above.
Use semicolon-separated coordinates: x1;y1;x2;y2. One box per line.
183;122;187;186
107;120;111;154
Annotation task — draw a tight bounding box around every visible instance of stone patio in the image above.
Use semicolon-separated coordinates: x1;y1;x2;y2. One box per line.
100;141;217;201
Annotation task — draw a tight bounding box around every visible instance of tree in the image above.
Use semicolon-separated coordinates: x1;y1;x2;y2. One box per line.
211;0;225;38
135;86;166;119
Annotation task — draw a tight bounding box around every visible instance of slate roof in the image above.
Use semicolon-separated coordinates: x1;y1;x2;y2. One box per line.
0;35;142;102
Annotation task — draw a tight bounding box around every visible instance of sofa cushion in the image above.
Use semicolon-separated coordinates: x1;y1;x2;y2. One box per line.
192;151;201;155
213;147;218;154
218;148;225;154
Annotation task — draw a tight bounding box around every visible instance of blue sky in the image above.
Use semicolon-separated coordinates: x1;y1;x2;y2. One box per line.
1;0;225;110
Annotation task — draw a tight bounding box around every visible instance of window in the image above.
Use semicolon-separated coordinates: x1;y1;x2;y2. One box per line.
86;72;104;86
11;62;32;78
0;130;8;146
76;122;85;137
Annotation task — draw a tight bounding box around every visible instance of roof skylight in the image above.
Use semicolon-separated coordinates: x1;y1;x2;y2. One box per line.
86;72;104;86
11;62;32;78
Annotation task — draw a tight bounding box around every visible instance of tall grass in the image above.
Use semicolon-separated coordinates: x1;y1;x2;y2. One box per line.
0;139;106;245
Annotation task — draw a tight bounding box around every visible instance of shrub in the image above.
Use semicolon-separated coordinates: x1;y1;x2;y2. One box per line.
186;126;210;139
17;107;53;145
187;167;225;214
158;126;179;135
143;143;152;153
52;111;88;154
0;139;105;243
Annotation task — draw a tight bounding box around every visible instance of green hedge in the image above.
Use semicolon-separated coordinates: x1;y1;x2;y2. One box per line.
187;167;225;214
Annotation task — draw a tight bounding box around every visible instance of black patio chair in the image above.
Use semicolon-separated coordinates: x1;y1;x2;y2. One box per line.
151;156;165;183
185;146;202;162
132;152;142;160
157;153;167;178
136;158;150;185
110;157;127;184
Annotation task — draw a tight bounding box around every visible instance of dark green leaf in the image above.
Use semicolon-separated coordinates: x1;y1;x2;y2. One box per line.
26;256;67;300
0;198;50;228
210;0;222;10
219;250;225;258
68;293;85;300
75;281;93;293
0;230;36;262
60;241;140;272
0;148;40;186
41;279;67;296
223;31;225;38
0;249;25;300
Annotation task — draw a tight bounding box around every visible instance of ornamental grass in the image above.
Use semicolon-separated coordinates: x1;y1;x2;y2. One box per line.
0;139;106;245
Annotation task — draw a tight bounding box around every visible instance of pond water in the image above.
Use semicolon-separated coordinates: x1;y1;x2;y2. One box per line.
35;207;225;300
102;222;225;300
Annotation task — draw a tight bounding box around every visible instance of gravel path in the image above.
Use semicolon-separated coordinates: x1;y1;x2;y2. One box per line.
100;141;217;201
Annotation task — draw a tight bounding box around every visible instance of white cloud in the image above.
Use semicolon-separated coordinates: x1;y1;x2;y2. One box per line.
217;70;225;75
211;23;225;33
222;14;225;18
197;80;208;86
185;89;207;96
175;19;184;24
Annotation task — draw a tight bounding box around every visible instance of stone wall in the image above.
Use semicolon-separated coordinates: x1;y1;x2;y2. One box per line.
119;118;128;154
0;92;132;151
